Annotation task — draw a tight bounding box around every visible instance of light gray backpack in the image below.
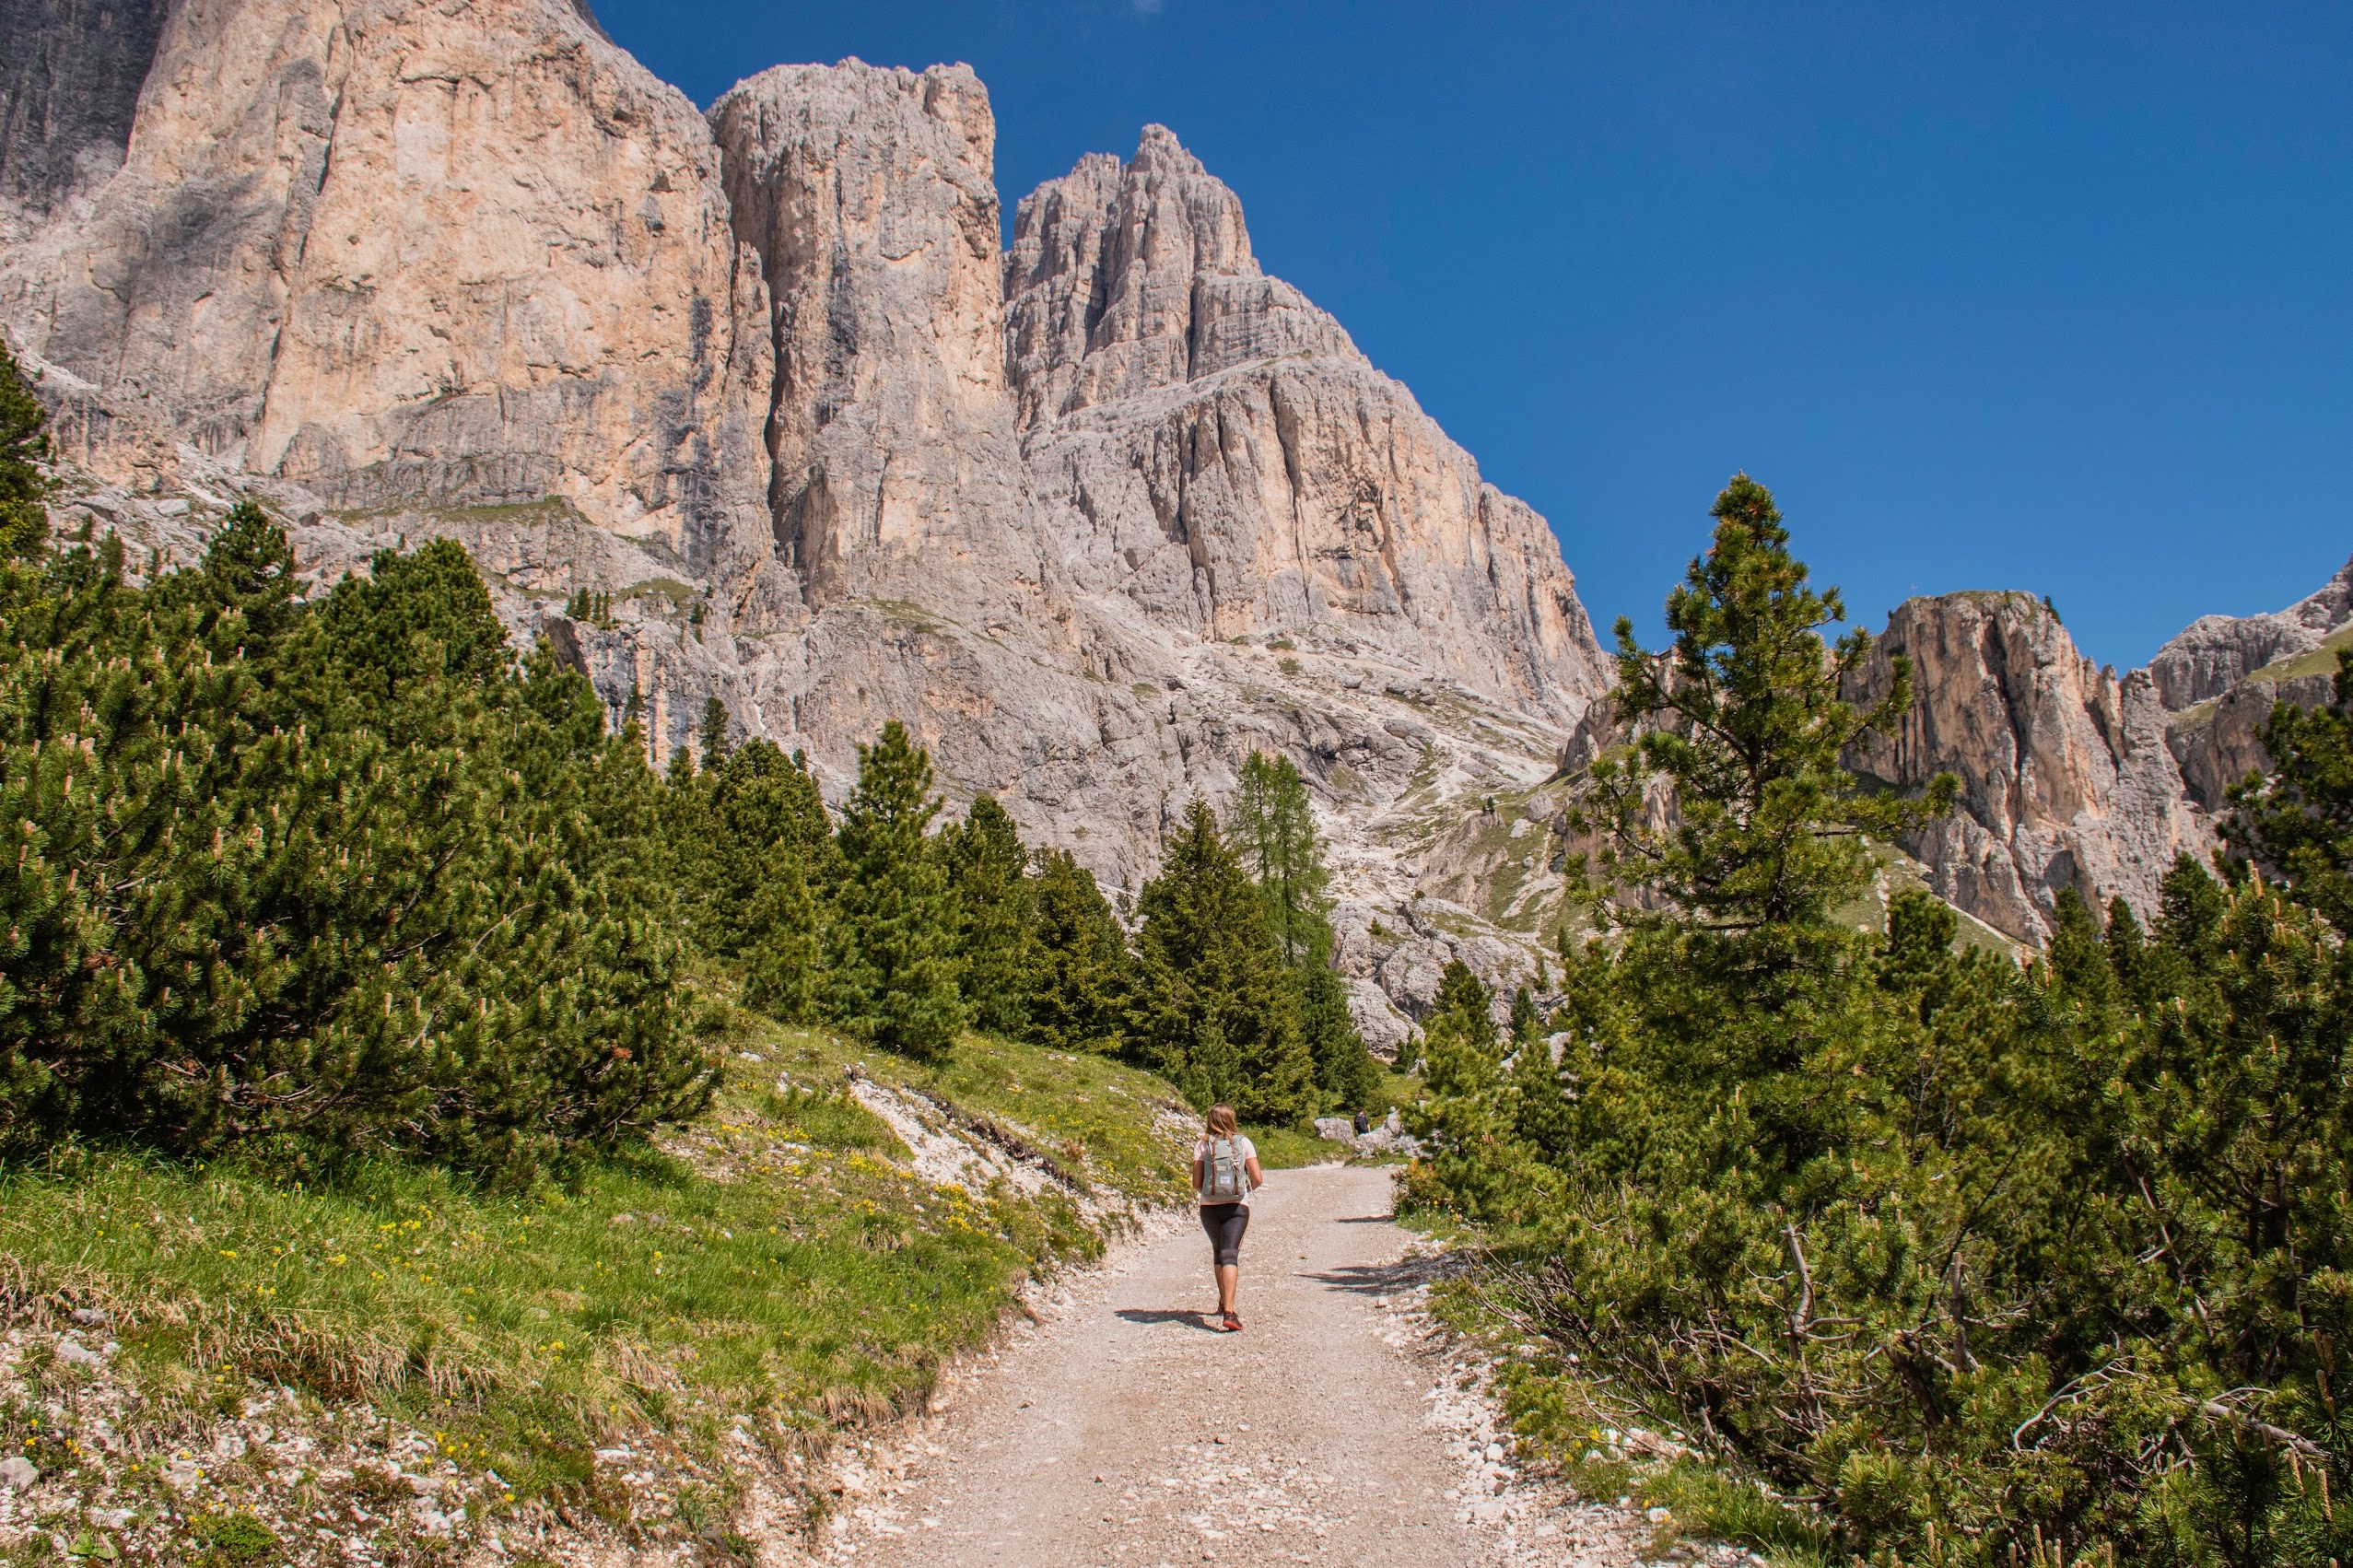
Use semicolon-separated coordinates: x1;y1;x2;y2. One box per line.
1202;1137;1248;1201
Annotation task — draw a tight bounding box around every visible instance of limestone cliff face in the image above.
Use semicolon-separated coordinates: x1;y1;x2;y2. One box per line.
1009;127;1608;725
2148;556;2353;711
2;0;776;567
1843;592;2213;944
1003;126;1357;427
0;0;173;212
709;61;1038;621
2154;556;2353;810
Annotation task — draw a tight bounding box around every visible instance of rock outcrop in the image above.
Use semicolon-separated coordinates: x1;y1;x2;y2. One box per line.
1549;562;2353;950
709;61;1036;621
2148;556;2353;711
1009;127;1606;722
2155;555;2353;810
1843;592;2213;944
2;0;777;569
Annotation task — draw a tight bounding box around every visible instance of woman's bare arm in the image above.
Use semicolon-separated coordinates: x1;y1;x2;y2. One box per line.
1245;1157;1264;1187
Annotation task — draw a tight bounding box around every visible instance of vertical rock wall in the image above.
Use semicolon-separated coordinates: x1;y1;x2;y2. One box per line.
709;61;1038;621
0;12;1614;906
0;0;174;213
1844;591;2213;943
3;0;776;565
1007;126;1610;724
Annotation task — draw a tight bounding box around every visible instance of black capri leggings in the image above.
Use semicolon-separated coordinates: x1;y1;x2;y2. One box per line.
1200;1202;1249;1267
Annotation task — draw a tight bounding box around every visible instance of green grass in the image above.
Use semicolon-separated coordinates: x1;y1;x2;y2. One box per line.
2171;626;2353;737
620;576;702;614
906;1035;1191;1205
1238;1124;1341;1170
0;1006;1193;1515
2242;622;2353;686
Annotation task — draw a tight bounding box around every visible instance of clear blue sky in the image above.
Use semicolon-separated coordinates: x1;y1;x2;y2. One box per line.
594;0;2353;671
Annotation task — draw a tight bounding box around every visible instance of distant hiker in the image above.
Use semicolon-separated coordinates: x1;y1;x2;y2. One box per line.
1352;1109;1372;1136
1192;1104;1264;1333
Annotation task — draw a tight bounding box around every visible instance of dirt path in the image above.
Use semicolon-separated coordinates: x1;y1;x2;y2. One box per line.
819;1164;1691;1568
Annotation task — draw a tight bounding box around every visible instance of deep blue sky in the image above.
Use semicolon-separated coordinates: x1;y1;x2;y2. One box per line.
595;0;2353;670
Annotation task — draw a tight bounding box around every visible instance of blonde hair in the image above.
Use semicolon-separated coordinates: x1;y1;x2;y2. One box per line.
1205;1104;1238;1138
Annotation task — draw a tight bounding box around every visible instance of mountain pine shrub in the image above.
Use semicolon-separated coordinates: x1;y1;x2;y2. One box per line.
0;514;717;1176
1411;477;2353;1566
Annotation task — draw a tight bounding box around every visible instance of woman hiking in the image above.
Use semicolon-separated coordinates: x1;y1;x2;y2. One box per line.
1191;1104;1264;1333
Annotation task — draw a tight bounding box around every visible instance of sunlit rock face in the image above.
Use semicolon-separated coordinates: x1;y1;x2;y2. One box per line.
0;6;1610;1019
709;60;1038;624
1007;124;1610;726
2;0;778;571
1842;591;2214;945
2151;556;2353;811
13;0;2351;989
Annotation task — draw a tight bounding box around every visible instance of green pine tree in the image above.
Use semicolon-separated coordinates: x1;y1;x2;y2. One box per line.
937;793;1037;1037
698;696;731;767
0;340;49;561
1229;750;1375;1111
1022;848;1136;1055
1507;984;1540;1048
1230;751;1333;965
825;720;966;1059
1135;800;1317;1125
1429;960;1496;1051
1295;960;1379;1112
2227;645;2353;930
1572;474;1954;936
1402;1000;1553;1224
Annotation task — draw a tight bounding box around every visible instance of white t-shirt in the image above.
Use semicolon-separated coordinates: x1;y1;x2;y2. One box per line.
1194;1135;1257;1206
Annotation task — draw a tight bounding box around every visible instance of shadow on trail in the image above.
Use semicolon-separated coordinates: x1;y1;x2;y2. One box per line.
1115;1308;1221;1332
1306;1258;1455;1295
1334;1214;1399;1224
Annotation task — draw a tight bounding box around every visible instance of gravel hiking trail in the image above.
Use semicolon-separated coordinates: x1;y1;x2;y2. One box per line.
824;1164;1692;1568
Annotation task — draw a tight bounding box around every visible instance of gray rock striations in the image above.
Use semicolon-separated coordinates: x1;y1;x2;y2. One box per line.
2148;555;2353;711
1008;126;1607;724
709;60;1036;622
0;6;1616;1037
0;0;173;214
2;0;778;576
5;0;2343;997
1542;562;2353;951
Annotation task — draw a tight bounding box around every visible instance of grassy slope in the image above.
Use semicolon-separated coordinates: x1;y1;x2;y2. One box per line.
0;1000;1193;1565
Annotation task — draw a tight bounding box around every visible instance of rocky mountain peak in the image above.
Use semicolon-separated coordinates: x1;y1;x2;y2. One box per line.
1;14;1629;1036
1839;591;2210;944
708;58;1033;619
2155;553;2353;811
1005;123;1357;429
